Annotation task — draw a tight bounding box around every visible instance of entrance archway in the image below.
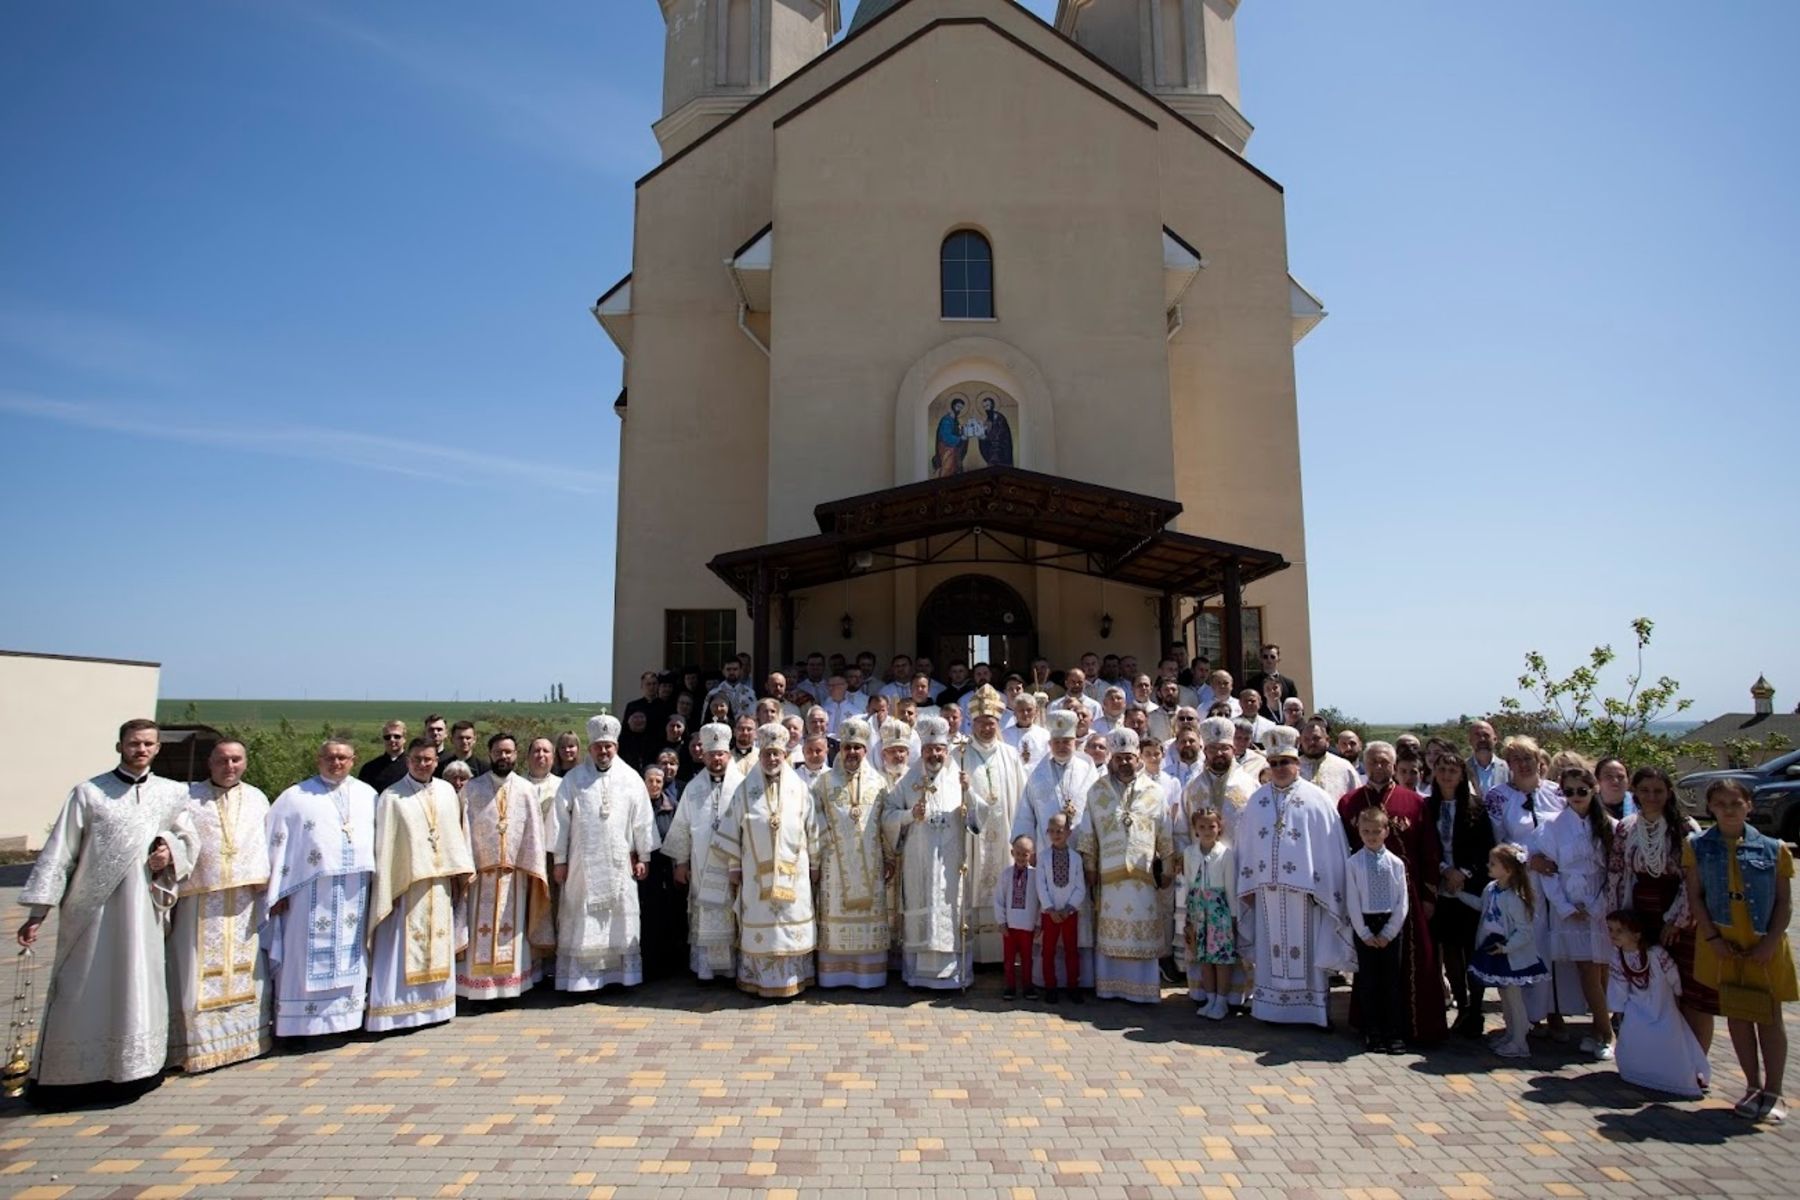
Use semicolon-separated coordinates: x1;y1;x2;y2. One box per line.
916;574;1036;679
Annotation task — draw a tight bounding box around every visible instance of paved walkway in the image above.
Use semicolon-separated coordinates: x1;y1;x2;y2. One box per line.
0;888;1794;1200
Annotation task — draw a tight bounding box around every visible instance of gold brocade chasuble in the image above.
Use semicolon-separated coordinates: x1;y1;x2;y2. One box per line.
371;777;476;987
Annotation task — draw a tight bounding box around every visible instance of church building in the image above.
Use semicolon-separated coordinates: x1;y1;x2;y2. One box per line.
595;0;1325;702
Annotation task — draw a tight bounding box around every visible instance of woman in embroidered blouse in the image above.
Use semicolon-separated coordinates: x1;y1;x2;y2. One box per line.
1484;736;1577;1028
1541;767;1618;1060
1609;766;1714;1052
1684;778;1794;1123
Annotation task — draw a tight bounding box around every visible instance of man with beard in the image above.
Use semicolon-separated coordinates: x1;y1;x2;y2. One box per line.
1165;727;1205;814
957;685;1027;964
168;738;272;1072
1297;716;1360;800
1235;727;1355;1028
704;724;821;998
884;716;989;990
457;733;555;1002
812;718;891;990
367;739;475;1032
660;724;737;983
551;716;658;993
1177;717;1259;1005
1078;729;1174;1003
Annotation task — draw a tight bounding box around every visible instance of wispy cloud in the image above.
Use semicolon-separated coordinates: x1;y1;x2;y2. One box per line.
281;2;656;177
0;303;197;388
0;391;612;496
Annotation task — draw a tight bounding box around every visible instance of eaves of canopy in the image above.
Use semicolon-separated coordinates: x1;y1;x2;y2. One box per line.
707;465;1286;604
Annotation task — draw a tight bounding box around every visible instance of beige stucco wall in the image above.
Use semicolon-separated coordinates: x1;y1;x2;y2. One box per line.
612;0;1313;703
0;653;160;850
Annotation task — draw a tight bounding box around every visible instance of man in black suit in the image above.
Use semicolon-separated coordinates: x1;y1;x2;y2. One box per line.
357;720;410;793
1244;644;1300;718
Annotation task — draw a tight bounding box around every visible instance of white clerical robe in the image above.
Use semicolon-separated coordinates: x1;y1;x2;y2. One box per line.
263;776;377;1037
21;771;197;1085
702;766;820;998
552;761;658;990
1234;778;1356;1027
1299;753;1360;801
1002;723;1050;769
658;772;736;980
958;738;1027;963
1181;766;1258;851
168;781;272;1072
458;770;556;1000
811;763;890;989
367;776;475;1031
1079;773;1174;1003
882;762;990;989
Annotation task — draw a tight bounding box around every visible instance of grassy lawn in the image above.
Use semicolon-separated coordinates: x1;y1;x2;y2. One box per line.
159;698;608;734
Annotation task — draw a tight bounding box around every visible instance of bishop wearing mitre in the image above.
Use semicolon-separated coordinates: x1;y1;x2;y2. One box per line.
1079;728;1174;1004
957;684;1027;964
552;715;659;991
811;717;891;989
884;715;990;990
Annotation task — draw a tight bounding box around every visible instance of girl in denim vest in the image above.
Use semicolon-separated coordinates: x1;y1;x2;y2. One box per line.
1684;778;1794;1123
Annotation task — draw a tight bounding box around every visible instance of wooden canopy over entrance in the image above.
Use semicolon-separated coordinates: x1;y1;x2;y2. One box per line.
706;466;1289;681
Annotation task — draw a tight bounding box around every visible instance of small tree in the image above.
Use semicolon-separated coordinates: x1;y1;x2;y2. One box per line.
1498;617;1704;773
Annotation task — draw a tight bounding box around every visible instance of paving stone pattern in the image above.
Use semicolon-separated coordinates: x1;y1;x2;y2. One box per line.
0;889;1795;1199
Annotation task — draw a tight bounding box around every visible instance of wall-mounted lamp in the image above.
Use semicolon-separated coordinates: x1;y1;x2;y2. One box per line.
840;612;855;640
1099;613;1114;639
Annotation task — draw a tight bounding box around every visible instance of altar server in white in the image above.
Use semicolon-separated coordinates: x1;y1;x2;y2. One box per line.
18;719;198;1086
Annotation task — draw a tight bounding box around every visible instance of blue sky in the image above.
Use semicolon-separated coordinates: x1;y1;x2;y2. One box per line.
1;1;1795;722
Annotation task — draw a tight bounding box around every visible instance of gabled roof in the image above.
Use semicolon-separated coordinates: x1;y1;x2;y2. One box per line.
1687;712;1800;747
638;0;1281;194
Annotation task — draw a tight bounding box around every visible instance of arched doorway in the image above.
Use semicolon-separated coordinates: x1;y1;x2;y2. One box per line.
916;574;1036;679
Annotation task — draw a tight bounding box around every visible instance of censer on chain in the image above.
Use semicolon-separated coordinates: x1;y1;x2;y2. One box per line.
3;947;38;1098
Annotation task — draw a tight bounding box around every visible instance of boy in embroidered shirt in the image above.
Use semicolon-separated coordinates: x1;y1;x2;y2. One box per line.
994;835;1040;1001
1036;812;1087;1003
1347;807;1410;1053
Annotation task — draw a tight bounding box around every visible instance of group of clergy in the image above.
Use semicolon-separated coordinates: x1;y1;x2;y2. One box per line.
15;688;1373;1095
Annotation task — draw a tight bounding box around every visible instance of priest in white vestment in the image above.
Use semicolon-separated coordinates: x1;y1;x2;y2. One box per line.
883;715;990;989
1235;726;1356;1028
877;718;915;961
18;720;198;1087
958;685;1027;963
1078;729;1174;1004
457;734;556;1000
552;715;659;991
1001;693;1051;767
367;741;475;1031
1297;718;1360;800
660;723;737;982
811;717;891;989
263;739;378;1038
703;724;822;998
168;738;272;1072
1011;710;1098;989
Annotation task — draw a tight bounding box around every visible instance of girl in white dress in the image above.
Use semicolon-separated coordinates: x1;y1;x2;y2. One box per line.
1606;909;1711;1097
1541;766;1617;1061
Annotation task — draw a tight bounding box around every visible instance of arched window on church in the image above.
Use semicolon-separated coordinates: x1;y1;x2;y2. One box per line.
940;230;994;319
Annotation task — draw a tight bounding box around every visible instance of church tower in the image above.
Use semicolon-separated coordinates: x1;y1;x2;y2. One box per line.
654;0;842;157
1055;0;1252;152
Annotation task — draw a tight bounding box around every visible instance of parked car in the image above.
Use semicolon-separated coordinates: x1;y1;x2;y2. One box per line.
1677;747;1800;842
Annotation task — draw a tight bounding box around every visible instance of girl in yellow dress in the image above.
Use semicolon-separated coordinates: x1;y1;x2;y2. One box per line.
1683;779;1795;1123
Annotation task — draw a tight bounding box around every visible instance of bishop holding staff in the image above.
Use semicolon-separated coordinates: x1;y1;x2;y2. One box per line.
1235;726;1356;1028
18;719;198;1088
960;684;1028;963
811;717;892;990
884;715;990;990
457;733;556;1001
703;723;823;998
167;738;272;1072
365;740;474;1031
263;738;378;1038
1079;728;1174;1003
660;723;739;983
552;715;659;992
